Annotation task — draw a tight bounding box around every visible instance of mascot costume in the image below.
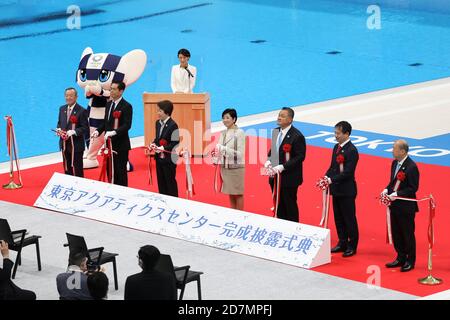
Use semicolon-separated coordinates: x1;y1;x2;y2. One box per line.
76;47;147;169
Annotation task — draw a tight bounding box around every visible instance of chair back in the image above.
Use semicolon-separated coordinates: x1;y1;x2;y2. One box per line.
66;233;88;256
0;219;14;244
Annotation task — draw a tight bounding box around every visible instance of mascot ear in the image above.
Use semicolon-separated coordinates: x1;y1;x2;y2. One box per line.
116;49;147;86
81;47;93;61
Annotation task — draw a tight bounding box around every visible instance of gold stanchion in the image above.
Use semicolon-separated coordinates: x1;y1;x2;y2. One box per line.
2;115;23;189
418;248;442;285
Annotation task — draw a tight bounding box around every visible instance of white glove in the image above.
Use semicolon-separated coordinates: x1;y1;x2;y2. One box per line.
325;175;332;185
104;131;117;139
149;143;157;150
387;192;397;200
66;130;76;137
264;160;272;168
272;165;284;174
381;189;388;196
91;130;99;138
156;146;164;153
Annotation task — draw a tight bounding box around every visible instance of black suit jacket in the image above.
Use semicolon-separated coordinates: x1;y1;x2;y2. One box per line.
325;141;359;197
57;103;89;152
0;258;22;299
386;156;419;212
124;270;177;300
268;126;306;188
97;98;132;152
152;117;180;165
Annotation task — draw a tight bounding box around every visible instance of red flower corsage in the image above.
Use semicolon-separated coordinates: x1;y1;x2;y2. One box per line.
159;139;168;146
396;171;406;181
69;115;78;124
113;111;122;119
282;144;292;153
336;154;345;164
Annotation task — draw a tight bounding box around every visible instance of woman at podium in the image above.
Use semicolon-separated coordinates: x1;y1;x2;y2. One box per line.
171;48;197;93
215;108;246;210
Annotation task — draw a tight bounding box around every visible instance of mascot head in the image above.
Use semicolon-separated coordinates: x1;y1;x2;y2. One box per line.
76;47;147;93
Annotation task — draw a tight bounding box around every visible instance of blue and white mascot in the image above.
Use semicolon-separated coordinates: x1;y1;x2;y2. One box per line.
76;47;147;169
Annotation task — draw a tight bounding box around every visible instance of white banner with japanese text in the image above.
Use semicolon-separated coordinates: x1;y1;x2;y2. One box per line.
34;173;330;268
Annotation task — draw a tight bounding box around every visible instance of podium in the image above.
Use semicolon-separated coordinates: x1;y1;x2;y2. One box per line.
143;93;211;156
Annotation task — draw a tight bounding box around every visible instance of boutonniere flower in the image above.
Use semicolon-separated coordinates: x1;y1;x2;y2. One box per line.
69;115;77;130
69;115;78;124
283;144;292;161
393;170;406;191
397;171;406;181
113;111;121;129
159;139;168;159
336;154;344;173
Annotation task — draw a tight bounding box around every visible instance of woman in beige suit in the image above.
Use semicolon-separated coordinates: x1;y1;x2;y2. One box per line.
215;108;246;210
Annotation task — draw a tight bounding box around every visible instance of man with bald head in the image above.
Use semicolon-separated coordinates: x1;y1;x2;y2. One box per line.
381;140;419;272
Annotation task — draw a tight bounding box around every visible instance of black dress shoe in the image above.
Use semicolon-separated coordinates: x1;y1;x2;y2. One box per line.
385;259;404;268
342;249;356;257
331;245;346;253
400;262;414;272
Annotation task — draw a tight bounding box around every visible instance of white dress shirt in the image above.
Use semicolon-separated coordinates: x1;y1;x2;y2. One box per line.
277;124;292;147
171;64;197;93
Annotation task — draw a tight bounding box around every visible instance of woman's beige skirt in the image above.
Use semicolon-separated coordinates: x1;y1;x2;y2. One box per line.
220;167;245;195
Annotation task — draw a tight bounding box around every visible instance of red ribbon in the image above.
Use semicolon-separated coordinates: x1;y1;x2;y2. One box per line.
6;116;12;156
4;116;23;186
146;149;154;185
427;196;436;249
183;150;195;198
98;139;114;183
271;173;281;217
316;176;331;228
147;145;195;198
379;194;436;246
214;164;223;193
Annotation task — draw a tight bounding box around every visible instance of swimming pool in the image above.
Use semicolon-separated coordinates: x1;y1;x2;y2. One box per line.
1;0;449;162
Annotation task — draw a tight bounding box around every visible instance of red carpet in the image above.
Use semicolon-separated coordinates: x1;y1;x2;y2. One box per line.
1;136;449;297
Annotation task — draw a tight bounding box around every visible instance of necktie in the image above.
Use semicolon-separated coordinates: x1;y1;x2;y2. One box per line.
159;120;165;138
276;130;283;150
336;145;342;154
108;102;115;120
394;162;402;177
67;106;72;122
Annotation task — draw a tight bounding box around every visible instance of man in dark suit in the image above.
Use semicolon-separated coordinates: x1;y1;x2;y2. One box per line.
0;240;36;300
92;81;132;186
265;107;306;222
124;245;177;300
382;139;419;272
56;88;89;177
325;121;359;257
56;252;92;300
150;100;180;197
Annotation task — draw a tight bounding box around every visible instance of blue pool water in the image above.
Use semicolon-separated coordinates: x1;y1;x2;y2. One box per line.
0;0;449;162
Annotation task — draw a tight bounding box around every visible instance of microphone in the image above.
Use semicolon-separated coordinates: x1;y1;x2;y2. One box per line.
185;66;194;78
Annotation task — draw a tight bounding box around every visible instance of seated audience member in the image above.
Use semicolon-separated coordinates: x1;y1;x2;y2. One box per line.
87;271;109;300
124;245;176;300
56;252;92;300
0;240;36;300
